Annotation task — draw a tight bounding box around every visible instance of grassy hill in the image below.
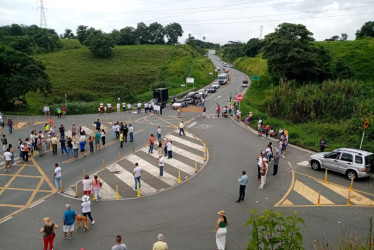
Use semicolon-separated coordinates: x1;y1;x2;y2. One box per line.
22;41;216;113
317;37;374;80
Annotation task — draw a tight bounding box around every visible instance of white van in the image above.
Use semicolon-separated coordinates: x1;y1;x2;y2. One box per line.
217;73;229;85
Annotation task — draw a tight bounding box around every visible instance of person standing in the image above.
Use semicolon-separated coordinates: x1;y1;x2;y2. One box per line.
53;163;62;192
129;124;134;142
62;106;66;117
179;121;185;136
112;235;127;250
7;118;13;134
59;124;65;138
127;103;131;113
166;140;172;159
259;159;268;189
67;137;73;157
149;134;154;154
256;152;263;181
213;210;229;250
122;102;126;112
82;175;92;196
72;140;79;158
101;129;106;146
272;149;280;175
216;104;221;118
99;101;104;114
71;124;77;140
319;137;327;152
8;144;15;165
107;102;112;113
137;102;141;113
92;175;102;201
116;102;120;113
60;136;68;155
156;126;162;141
153;233;168;250
115;122;121;139
88;134;94;153
40;217;59;250
119;132;124;148
63;204;76;240
94;118;101;131
157;140;163;155
79;138;86;158
51;135;58;155
1;135;8;152
81;195;95;228
3;149;12;172
236;170;248;202
158;154;164;177
95;130;101;151
123;124;128;142
133;163;142;191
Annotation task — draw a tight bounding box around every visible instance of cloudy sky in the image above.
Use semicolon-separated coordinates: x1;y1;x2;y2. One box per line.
0;0;373;44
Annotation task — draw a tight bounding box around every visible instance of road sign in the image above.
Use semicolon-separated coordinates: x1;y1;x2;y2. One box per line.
186;77;194;83
236;94;243;101
181;84;185;87
363;116;370;130
251;76;259;81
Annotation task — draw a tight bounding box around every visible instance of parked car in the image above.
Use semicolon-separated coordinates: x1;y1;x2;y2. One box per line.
198;89;208;97
212;82;220;89
216;67;220;71
172;99;187;109
230;64;234;68
207;86;216;93
242;80;249;87
309;148;374;180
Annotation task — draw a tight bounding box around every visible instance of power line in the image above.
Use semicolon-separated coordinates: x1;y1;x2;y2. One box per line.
38;0;48;29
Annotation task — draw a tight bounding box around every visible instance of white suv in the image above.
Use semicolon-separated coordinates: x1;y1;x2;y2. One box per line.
309;148;373;180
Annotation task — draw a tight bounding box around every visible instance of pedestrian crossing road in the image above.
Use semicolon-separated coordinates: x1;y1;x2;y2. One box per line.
275;170;374;207
63;131;207;200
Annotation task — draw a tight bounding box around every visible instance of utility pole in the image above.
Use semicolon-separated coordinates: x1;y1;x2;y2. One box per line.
38;0;48;29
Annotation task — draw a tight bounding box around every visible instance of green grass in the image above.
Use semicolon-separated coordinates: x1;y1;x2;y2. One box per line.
22;44;215;114
317;37;374;80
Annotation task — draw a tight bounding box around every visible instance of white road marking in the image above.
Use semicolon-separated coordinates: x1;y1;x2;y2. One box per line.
215;96;221;100
287;162;292;167
141;148;196;175
297;161;310;167
282;155;285;158
166;135;204;151
107;163;157;195
172;145;204;164
127;154;177;186
0;217;13;224
187;122;197;128
29;200;45;208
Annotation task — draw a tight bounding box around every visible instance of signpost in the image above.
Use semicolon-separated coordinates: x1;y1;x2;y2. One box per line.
360;116;370;149
186;77;195;88
236;94;243;101
251;76;259;81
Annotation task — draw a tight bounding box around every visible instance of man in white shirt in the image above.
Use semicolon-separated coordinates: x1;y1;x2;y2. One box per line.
166;141;172;159
137;102;141;114
129;124;134;142
133;163;142;191
256;153;263;181
107;102;112;113
157;126;161;141
144;103;148;113
53;163;62;192
116;103;120;113
115;123;121;139
122;102;126;112
127;103;131;113
99;101;104;113
158;154;165;177
178;121;185;136
4;149;12;171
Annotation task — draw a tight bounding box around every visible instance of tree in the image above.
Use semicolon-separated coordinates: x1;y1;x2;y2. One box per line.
76;25;89;45
356;21;374;39
0;46;52;109
335;58;355;80
84;29;115;57
136;22;150;45
10;36;34;54
148;22;165;44
262;23;330;83
244;38;262;57
119;27;137;45
33;28;62;52
185;33;196;47
63;28;75;48
340;33;348;41
165;22;183;44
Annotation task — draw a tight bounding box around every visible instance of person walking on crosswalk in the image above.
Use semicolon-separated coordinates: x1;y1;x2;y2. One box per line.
129;124;134;142
149;134;155;154
166;140;173;159
179;121;185;136
158;154;165;177
51;135;58;155
53;163;62;192
133;163;142;191
95;130;101;151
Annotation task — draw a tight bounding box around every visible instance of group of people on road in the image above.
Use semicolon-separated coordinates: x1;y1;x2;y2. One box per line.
111;120;134;148
98;100;162;115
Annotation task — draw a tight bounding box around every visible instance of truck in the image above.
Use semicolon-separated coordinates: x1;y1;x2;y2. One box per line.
217;73;229;85
152;88;169;107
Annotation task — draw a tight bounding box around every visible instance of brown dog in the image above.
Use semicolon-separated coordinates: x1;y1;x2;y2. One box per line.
76;214;89;231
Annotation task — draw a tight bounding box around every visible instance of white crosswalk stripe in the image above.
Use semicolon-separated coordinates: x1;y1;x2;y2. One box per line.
127;154;178;186
297;161;310;167
172;145;204;164
166;134;204;151
107;163;157;194
140;147;196;175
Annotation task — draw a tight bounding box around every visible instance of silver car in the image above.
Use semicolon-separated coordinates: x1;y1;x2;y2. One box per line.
309;148;373;180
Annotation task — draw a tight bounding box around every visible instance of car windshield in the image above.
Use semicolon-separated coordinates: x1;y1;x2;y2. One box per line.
326;152;341;159
217;76;225;80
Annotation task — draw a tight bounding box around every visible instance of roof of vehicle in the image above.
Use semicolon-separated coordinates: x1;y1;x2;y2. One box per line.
208;86;215;89
243;80;248;83
334;148;373;156
212;83;219;85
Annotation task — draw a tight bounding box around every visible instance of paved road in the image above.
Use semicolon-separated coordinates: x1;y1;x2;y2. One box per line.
0;56;373;249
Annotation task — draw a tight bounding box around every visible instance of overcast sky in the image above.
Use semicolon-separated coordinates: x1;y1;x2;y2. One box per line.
1;0;373;44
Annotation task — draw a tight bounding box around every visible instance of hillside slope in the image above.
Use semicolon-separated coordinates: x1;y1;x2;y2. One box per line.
26;43;215;111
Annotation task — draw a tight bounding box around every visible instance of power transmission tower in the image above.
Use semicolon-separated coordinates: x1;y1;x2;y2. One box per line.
38;0;48;29
259;26;263;40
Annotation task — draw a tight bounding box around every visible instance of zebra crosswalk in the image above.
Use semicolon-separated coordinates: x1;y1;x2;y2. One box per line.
63;131;206;200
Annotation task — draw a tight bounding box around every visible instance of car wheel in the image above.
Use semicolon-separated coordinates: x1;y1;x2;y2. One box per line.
311;161;320;170
346;170;358;181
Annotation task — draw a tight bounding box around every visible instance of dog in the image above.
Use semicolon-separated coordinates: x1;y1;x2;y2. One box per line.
75;214;89;231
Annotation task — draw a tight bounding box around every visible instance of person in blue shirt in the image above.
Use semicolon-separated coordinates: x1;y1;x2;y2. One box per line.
236;170;248;202
63;204;76;240
79;139;86;158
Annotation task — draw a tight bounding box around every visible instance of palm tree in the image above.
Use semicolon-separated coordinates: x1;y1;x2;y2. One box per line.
63;29;75;49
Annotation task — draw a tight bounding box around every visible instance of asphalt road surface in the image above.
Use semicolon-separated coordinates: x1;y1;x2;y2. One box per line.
0;55;373;249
